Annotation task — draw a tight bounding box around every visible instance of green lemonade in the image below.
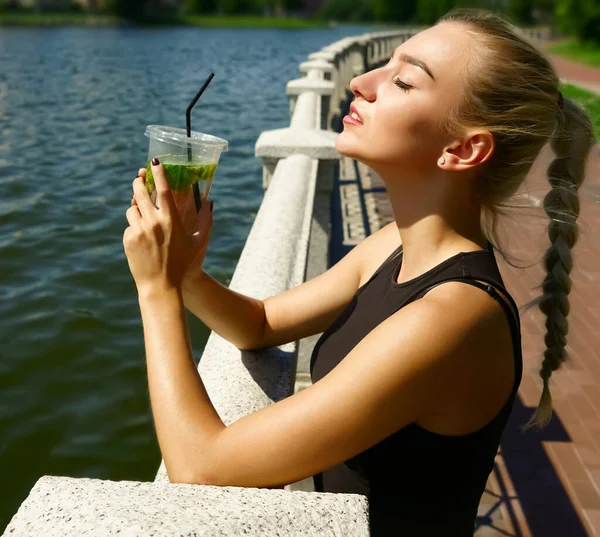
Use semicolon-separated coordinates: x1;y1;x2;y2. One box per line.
145;155;218;195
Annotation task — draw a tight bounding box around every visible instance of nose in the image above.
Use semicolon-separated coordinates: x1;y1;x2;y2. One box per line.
349;70;378;103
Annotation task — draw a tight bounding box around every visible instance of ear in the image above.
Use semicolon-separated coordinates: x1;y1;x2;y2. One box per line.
443;131;495;171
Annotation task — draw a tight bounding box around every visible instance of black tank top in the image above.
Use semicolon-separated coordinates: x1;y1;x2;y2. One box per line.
310;243;523;537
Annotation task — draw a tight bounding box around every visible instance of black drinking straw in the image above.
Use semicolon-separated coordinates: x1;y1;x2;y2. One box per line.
186;72;215;212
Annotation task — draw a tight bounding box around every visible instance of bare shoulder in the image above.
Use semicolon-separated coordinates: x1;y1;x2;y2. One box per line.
420;280;514;360
413;281;516;433
425;280;506;320
357;222;402;288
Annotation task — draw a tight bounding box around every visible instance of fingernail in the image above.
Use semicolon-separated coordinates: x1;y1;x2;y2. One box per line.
151;158;160;166
210;201;214;213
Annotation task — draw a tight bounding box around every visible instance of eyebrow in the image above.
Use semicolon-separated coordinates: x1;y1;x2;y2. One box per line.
396;52;436;82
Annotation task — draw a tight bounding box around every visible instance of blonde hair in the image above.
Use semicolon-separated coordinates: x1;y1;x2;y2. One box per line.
435;8;596;429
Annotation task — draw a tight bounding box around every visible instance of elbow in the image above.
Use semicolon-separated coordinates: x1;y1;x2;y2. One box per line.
167;463;287;489
238;342;267;352
238;300;268;351
166;465;215;486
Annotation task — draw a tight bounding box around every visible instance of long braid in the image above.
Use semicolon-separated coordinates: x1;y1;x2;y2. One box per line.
522;97;595;430
434;8;597;430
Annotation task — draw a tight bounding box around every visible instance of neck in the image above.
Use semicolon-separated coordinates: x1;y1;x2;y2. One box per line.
375;167;488;285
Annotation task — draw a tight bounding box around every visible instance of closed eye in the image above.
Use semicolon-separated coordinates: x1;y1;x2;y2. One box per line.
393;78;413;92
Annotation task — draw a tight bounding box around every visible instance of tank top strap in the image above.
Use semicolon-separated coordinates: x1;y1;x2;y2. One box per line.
409;276;520;330
355;244;403;298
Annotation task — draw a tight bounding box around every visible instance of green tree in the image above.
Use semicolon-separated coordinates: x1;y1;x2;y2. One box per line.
217;0;265;14
416;0;455;24
321;0;373;20
507;0;535;24
555;0;600;41
104;0;148;20
181;0;217;14
371;0;417;22
280;0;304;14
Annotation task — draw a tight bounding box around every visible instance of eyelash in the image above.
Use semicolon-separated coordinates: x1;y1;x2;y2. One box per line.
393;78;412;92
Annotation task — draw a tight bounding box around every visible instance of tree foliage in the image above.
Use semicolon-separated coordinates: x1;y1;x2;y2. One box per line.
35;0;600;45
555;0;600;42
103;0;148;20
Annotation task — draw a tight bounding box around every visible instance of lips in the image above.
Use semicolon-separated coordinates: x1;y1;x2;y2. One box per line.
349;103;363;124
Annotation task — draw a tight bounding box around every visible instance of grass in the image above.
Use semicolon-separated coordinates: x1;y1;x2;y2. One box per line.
0;12;121;26
559;82;600;140
178;15;327;29
546;39;600;69
0;11;328;28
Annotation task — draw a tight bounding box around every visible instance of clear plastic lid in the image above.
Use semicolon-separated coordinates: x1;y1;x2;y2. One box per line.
144;125;228;151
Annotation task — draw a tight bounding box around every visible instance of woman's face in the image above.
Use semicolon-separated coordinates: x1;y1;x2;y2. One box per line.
335;22;470;175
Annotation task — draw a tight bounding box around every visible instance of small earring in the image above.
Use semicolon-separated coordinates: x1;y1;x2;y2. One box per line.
439;157;445;165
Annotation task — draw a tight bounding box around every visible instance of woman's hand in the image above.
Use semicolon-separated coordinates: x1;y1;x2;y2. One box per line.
124;159;213;296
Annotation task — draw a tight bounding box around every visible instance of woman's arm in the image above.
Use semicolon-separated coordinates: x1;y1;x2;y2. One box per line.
181;221;401;351
181;270;267;352
140;278;508;487
138;285;225;483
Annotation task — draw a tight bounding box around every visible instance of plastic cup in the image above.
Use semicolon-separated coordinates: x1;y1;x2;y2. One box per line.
144;125;228;222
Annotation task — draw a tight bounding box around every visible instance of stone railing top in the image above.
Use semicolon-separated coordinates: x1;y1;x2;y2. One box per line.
192;154;319;422
3;476;370;537
308;50;337;62
299;59;335;74
255;128;339;160
287;77;335;96
323;37;356;51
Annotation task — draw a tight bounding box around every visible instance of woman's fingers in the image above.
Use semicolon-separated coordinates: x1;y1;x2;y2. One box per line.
181;188;198;232
171;186;202;235
131;168;144;208
125;205;141;227
172;188;188;225
194;198;213;235
150;160;177;216
132;176;155;218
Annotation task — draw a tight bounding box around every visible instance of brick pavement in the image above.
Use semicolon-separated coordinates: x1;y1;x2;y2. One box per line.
550;54;600;95
492;142;600;537
540;41;600;95
473;47;600;536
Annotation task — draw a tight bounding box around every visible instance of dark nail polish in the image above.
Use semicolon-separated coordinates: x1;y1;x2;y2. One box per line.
210;201;214;213
151;158;160;166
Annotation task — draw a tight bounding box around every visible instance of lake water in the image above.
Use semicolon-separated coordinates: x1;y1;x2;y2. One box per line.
0;24;371;530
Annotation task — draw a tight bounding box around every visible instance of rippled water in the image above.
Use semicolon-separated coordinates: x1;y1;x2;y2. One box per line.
0;24;370;529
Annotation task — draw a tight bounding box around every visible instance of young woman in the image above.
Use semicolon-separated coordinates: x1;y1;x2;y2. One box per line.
124;8;596;536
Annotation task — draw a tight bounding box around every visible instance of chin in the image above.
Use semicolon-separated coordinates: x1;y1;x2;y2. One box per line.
335;131;362;160
335;133;377;168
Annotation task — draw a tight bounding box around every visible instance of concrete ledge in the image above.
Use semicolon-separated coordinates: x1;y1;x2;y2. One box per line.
300;59;334;75
323;37;354;52
286;77;335;96
3;476;369;537
308;51;337;62
255;128;339;160
193;154;318;421
291;91;319;130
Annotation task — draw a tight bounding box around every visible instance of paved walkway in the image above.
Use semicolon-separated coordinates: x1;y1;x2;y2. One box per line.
328;52;600;537
541;40;600;95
